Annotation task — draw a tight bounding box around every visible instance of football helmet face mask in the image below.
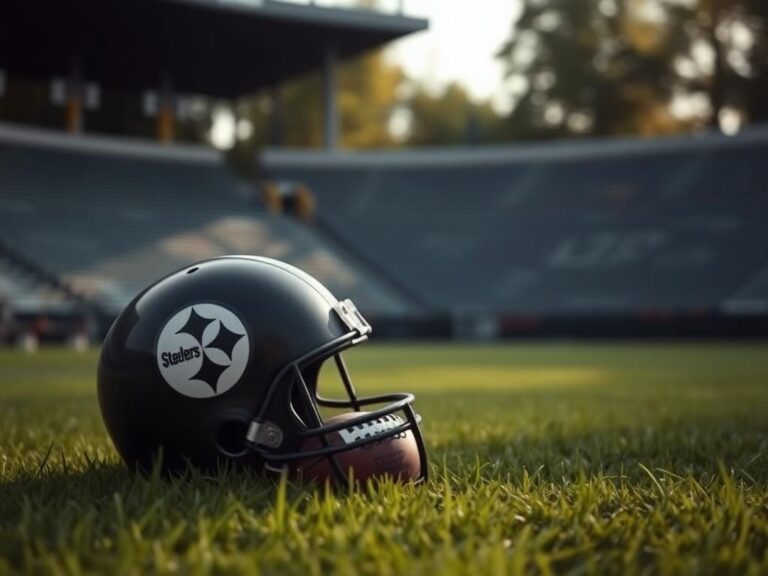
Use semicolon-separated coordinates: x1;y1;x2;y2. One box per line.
97;256;428;484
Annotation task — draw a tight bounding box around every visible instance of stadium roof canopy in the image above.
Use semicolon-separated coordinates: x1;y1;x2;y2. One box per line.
0;0;427;98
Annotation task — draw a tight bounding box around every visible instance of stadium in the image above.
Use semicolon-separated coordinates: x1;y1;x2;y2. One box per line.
1;0;767;574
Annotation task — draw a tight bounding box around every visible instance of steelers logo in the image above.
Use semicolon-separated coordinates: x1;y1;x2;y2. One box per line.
156;304;249;399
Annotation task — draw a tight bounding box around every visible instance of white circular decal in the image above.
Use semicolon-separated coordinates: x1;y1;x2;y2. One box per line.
156;304;250;399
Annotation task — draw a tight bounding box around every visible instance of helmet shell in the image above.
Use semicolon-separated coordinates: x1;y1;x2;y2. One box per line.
98;256;350;472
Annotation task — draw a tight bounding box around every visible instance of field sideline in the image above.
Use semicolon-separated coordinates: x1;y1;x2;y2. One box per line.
1;343;767;574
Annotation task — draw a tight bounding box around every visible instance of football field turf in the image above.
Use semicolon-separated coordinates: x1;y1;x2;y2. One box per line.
1;343;767;574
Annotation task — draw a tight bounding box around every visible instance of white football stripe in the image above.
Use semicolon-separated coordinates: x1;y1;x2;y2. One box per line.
338;414;404;445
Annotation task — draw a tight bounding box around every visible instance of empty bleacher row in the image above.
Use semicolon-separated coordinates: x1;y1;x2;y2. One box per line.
0;123;414;329
0;255;74;314
263;128;768;320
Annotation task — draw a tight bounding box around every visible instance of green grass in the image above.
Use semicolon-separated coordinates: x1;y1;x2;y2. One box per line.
1;343;768;574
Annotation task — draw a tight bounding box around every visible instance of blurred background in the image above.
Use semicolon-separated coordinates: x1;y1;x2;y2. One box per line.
0;0;766;348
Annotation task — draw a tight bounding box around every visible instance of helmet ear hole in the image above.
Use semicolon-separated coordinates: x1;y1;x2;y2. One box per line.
216;419;249;458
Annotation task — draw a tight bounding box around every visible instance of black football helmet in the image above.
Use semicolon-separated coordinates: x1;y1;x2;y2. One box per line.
97;256;428;483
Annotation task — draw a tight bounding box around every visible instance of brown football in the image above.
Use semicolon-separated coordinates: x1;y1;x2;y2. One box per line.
292;411;422;485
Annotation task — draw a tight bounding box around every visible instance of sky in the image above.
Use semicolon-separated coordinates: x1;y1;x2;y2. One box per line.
385;0;523;113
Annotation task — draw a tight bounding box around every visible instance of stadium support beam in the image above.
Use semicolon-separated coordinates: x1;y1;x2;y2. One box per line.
66;57;83;134
270;87;284;146
323;48;339;150
157;76;176;143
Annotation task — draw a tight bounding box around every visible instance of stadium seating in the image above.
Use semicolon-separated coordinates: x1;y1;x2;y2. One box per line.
0;256;75;315
0;123;413;318
263;128;768;316
3;121;767;339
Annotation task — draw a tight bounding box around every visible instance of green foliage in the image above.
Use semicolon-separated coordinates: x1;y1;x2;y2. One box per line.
406;83;504;146
498;0;768;138
1;343;768;574
681;0;768;125
498;0;689;138
339;52;404;149
235;50;403;153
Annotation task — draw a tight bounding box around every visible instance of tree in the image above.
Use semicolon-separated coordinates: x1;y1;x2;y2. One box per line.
405;83;503;146
676;0;768;128
339;50;403;148
497;0;767;139
497;0;687;139
232;48;403;154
